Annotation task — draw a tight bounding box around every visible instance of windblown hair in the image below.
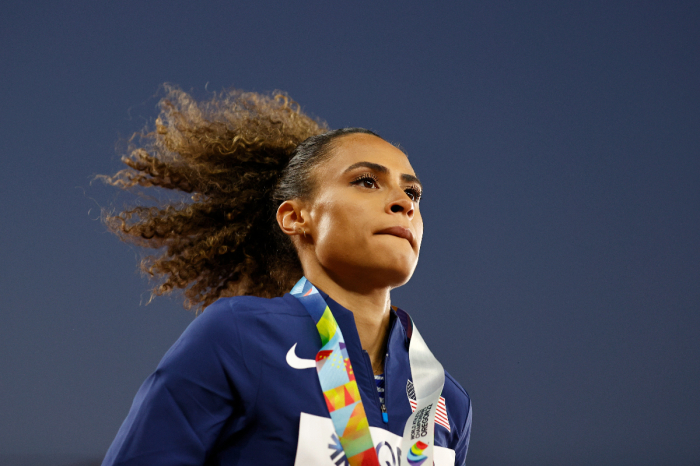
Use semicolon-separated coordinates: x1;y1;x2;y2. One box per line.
100;85;377;311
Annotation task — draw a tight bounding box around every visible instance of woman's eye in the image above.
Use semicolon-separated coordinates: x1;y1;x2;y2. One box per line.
405;187;422;202
352;174;378;189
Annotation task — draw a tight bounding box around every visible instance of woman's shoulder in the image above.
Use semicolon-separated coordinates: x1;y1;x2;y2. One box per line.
178;293;306;344
443;370;470;409
201;293;306;319
442;370;472;437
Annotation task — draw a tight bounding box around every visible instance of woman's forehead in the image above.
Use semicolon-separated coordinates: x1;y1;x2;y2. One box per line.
325;133;414;175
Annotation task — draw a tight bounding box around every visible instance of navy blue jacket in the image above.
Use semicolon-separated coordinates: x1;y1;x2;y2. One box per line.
103;291;472;465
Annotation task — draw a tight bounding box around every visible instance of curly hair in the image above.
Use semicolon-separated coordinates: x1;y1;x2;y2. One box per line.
100;85;378;311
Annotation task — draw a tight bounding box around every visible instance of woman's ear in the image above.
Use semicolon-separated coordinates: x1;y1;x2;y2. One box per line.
276;200;307;238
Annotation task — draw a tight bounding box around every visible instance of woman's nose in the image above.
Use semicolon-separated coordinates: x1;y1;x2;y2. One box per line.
387;195;414;217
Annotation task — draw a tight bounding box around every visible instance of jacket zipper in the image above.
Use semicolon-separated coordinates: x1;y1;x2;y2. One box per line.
364;350;388;424
381;352;389;423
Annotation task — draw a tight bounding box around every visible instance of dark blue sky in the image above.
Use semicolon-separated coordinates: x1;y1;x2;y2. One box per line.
1;1;699;465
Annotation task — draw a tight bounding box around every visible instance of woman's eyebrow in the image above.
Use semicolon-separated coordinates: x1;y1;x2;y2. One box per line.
343;161;388;174
343;161;422;187
401;173;421;186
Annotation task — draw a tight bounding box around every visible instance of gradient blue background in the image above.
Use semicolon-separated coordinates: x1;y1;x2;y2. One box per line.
1;1;698;465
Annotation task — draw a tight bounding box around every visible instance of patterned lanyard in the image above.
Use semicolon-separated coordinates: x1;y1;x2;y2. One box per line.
291;277;444;466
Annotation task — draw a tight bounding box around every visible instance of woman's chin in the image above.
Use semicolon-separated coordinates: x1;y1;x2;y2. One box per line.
320;249;418;289
361;261;417;289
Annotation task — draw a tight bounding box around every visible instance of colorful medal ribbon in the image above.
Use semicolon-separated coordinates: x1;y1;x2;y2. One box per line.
292;277;445;466
291;277;380;466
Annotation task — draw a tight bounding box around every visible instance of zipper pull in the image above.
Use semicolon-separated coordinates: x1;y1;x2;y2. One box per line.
381;403;388;423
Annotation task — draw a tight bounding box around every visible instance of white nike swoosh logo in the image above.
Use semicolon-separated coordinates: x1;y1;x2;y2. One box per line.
286;343;316;369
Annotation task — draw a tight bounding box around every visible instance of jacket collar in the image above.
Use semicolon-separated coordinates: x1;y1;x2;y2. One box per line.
315;287;410;351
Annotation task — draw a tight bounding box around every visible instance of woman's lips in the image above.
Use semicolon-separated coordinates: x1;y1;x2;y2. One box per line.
376;226;414;246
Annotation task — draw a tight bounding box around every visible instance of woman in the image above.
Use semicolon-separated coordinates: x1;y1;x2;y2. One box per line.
100;86;471;465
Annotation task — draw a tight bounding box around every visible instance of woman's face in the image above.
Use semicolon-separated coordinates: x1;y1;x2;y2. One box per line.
303;133;423;290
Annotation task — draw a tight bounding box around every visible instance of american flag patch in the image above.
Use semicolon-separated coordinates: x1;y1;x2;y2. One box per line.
406;380;450;432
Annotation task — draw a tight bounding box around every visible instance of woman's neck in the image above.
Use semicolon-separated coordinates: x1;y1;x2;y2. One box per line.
304;271;392;375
